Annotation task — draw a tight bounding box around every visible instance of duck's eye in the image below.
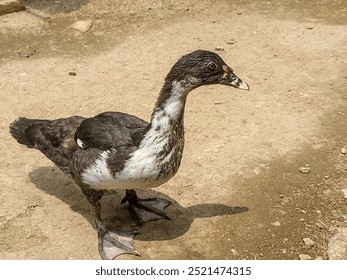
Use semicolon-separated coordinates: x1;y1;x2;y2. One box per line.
207;62;217;71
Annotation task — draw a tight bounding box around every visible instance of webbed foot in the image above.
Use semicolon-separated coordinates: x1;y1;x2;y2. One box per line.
96;219;139;260
121;189;171;226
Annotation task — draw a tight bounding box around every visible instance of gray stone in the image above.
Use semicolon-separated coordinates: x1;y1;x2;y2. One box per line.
303;237;315;247
299;166;311;174
342;188;347;199
316;222;325;229
70;20;94;33
299;254;312;260
0;0;25;16
328;228;347;259
226;39;237;45
215;46;224;51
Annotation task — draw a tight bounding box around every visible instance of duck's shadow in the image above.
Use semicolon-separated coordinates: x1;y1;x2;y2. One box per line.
29;166;248;241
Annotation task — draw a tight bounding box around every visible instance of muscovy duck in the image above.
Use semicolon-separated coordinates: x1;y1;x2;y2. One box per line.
9;50;249;259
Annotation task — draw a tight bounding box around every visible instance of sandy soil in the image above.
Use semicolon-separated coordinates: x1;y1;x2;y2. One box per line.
0;0;346;260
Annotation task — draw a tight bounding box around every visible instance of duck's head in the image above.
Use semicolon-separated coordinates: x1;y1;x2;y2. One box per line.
166;49;249;91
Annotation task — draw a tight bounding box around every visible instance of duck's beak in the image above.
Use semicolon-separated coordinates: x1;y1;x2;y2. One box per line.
220;65;249;90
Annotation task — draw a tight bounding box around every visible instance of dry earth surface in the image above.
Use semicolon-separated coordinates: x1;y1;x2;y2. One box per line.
0;0;346;260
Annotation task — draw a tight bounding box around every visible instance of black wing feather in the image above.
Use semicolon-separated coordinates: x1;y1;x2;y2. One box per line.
75;112;148;151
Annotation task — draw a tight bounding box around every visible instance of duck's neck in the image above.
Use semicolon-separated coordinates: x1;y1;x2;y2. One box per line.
132;80;192;178
150;80;192;134
136;79;193;165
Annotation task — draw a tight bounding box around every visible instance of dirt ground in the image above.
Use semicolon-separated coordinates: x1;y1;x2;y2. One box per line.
0;0;346;260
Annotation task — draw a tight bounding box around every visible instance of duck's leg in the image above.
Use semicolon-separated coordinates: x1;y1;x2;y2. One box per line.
121;189;171;226
83;188;139;260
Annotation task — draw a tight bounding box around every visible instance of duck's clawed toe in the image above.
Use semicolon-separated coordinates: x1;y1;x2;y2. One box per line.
121;189;171;226
128;198;171;226
96;220;139;260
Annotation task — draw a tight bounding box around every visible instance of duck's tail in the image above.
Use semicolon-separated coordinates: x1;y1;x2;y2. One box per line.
9;116;85;172
9;117;41;148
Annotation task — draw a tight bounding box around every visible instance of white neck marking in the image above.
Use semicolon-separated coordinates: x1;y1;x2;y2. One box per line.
151;81;187;131
116;80;188;184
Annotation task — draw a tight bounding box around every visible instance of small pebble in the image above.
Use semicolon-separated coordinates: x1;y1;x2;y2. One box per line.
226;39;236;45
303;237;315;247
342;188;347;198
300;218;305;222
215;46;224;51
315;222;325;229
70;20;94;33
300;209;307;214
69;71;77;76
271;221;281;227
299;166;311;174
341;147;347;155
315;256;323;260
299;253;312;260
